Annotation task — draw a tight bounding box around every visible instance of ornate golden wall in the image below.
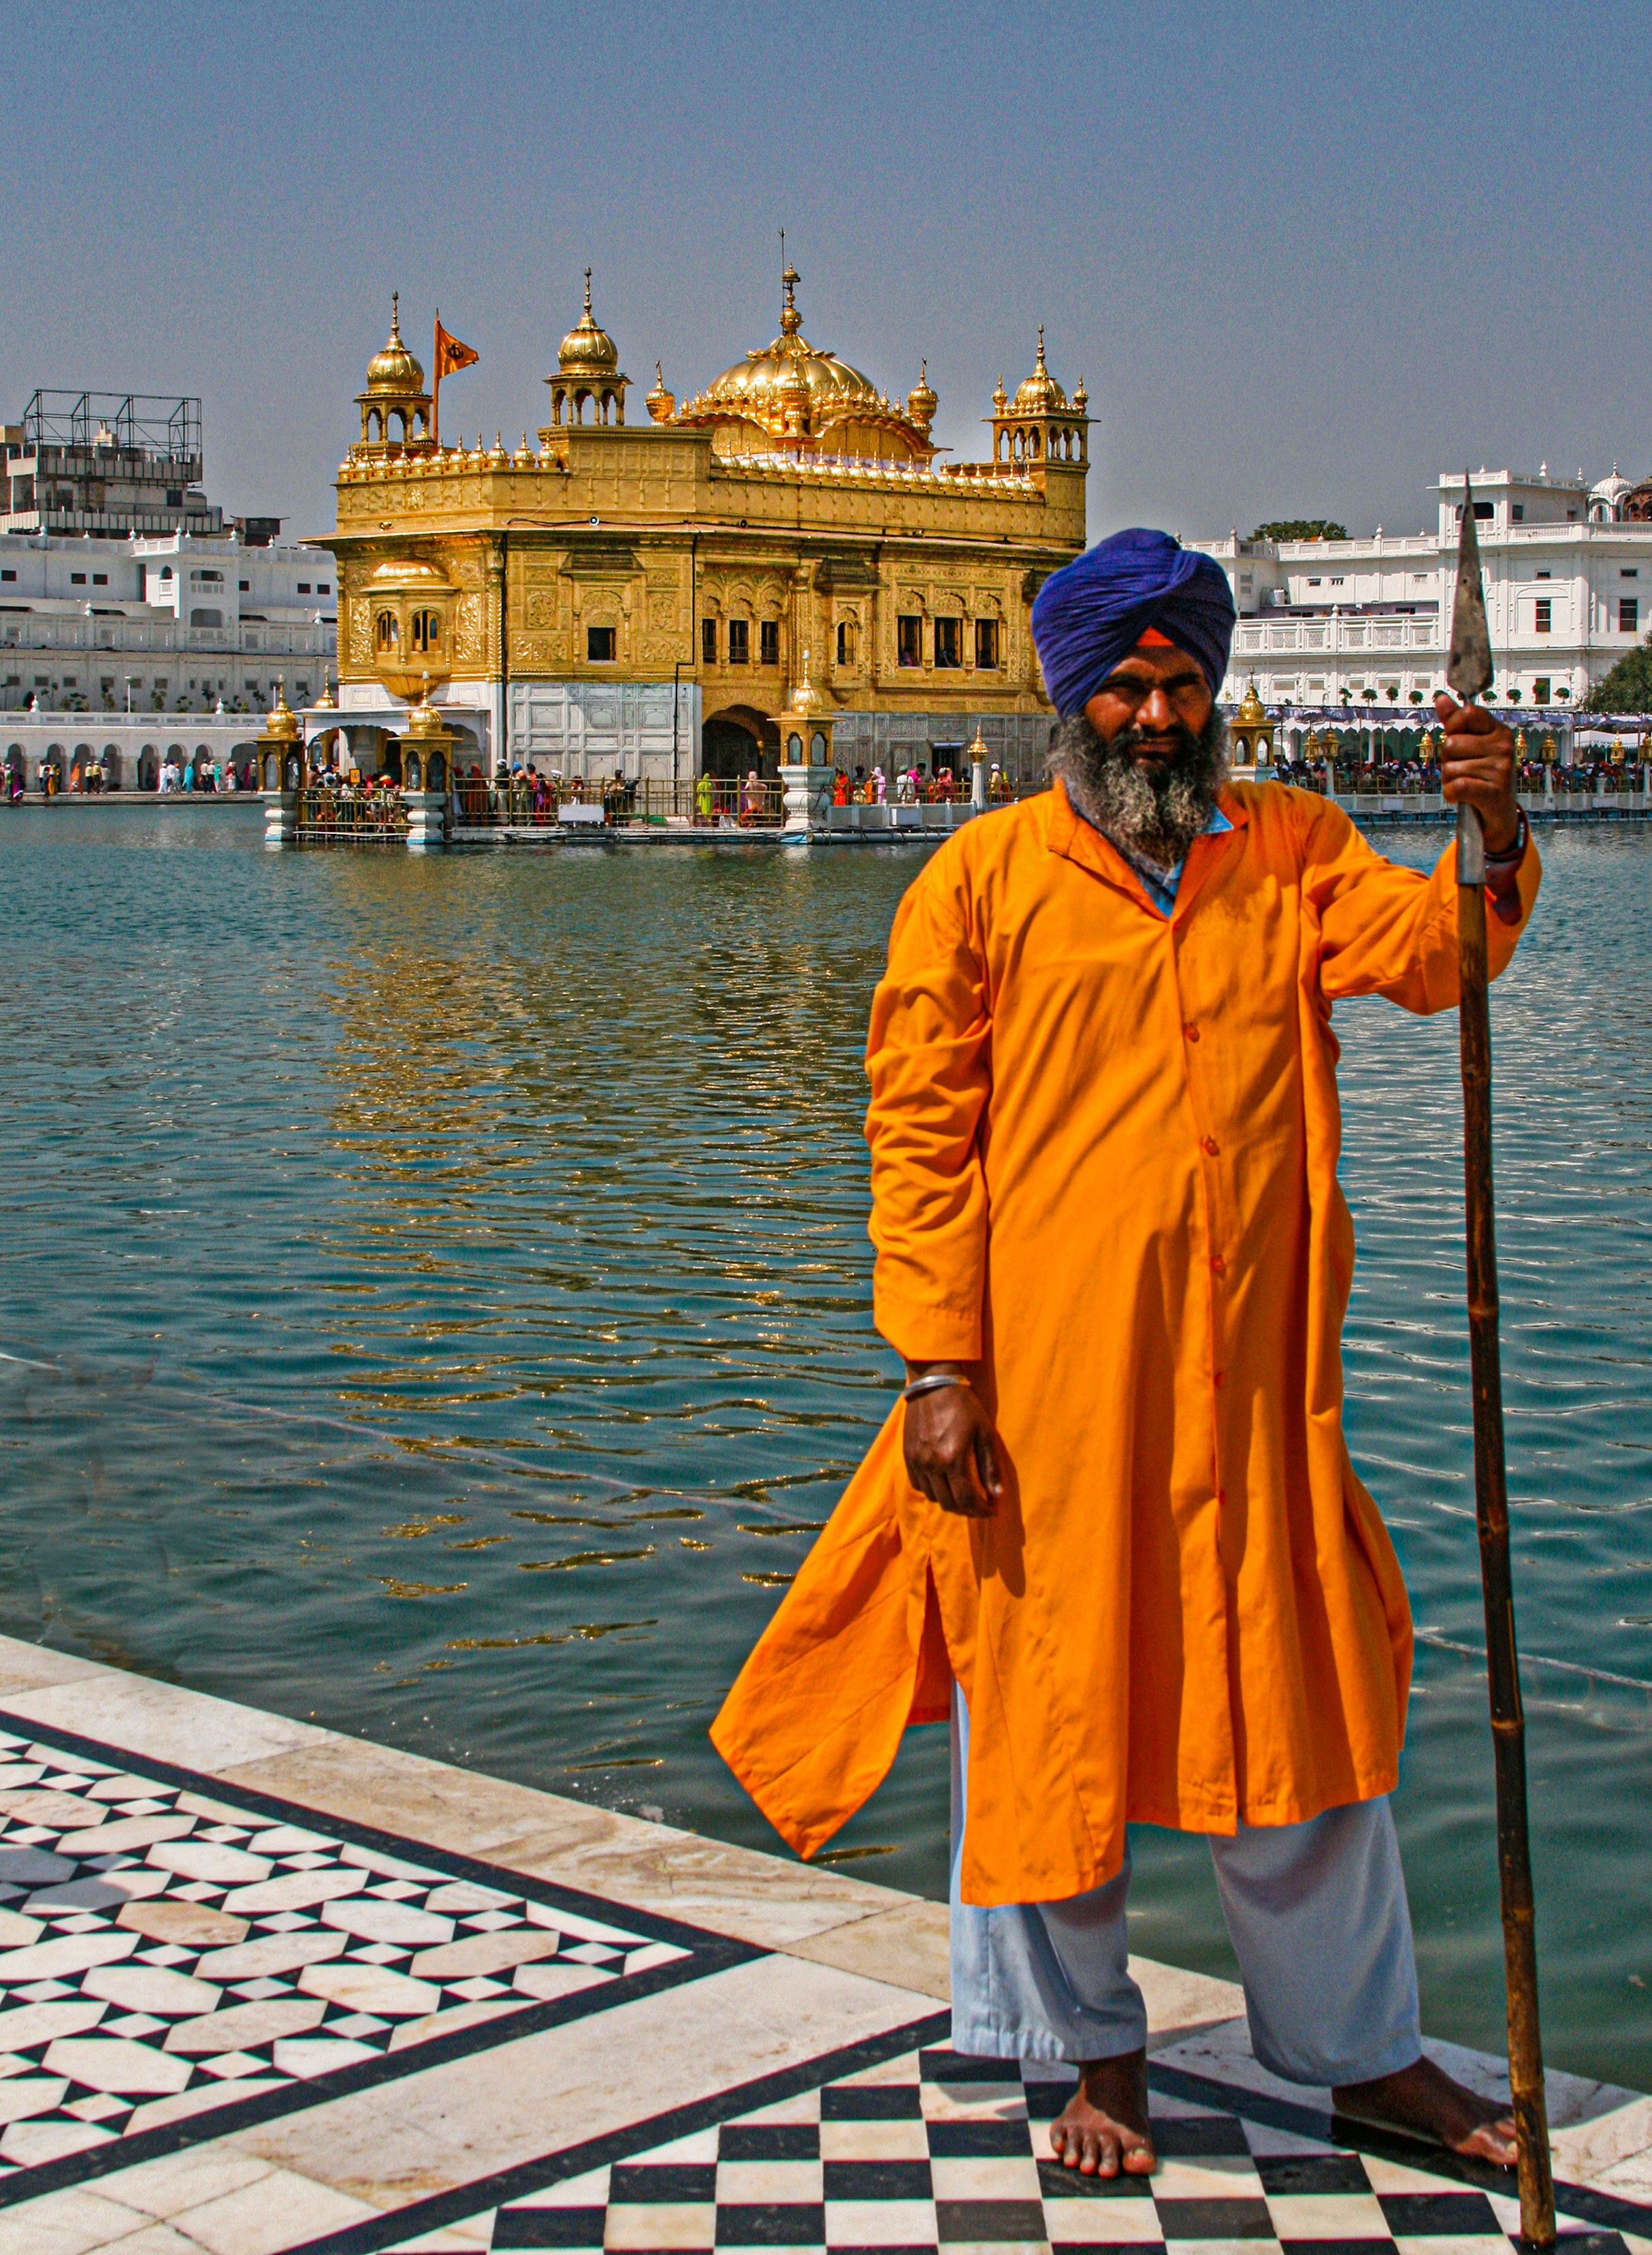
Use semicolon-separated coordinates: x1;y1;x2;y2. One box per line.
323;423;1086;737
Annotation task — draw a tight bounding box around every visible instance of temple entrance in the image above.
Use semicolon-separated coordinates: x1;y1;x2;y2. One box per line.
702;708;779;782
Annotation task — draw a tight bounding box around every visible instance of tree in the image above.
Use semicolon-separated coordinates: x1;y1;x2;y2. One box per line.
1585;635;1652;714
1249;519;1350;543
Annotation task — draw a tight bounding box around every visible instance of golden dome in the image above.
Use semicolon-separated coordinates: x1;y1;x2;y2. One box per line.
907;360;938;433
365;293;425;395
559;268;619;376
790;647;826;717
367;556;453;595
406;675;454;741
1235;678;1267;726
675;268;935;463
263;679;300;741
647;362;676;423
1012;326;1067;413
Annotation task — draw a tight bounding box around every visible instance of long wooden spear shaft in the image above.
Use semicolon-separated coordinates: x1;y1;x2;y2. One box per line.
1447;477;1555;2248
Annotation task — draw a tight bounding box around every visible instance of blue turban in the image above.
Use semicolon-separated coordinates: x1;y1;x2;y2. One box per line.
1031;528;1236;717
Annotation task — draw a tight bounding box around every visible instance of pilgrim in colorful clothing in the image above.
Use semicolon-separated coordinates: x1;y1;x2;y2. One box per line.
715;527;1538;2175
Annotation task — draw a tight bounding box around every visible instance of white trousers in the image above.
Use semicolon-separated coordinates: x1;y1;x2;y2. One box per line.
949;1684;1423;2087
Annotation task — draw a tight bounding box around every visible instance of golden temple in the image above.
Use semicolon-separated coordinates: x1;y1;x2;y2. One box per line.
317;270;1089;782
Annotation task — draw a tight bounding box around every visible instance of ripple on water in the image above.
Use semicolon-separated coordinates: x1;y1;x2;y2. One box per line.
0;808;1647;2083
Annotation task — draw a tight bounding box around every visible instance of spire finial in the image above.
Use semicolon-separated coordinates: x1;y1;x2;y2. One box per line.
1035;323;1047;370
780;255;801;336
583;266;593;317
390;289;400;338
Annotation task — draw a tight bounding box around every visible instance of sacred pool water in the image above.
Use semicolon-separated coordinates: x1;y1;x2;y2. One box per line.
0;808;1647;2086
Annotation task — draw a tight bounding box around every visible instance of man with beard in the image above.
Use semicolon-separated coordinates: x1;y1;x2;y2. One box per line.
713;527;1538;2178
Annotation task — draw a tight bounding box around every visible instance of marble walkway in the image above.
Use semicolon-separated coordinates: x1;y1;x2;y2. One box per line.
0;1635;1643;2255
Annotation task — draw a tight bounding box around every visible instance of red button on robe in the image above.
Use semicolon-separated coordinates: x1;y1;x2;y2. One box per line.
713;781;1541;1906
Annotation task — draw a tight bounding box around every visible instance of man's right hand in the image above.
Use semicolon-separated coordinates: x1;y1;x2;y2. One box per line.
902;1367;1004;1518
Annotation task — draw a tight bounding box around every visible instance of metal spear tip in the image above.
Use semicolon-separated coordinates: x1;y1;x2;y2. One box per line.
1448;470;1493;704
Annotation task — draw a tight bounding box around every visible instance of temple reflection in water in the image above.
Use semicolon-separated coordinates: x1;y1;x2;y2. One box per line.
312;269;1088;788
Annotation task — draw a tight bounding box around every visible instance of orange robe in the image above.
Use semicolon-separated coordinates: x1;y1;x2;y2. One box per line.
713;781;1540;1905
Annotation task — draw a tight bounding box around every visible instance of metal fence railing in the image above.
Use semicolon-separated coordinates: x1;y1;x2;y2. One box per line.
293;784;410;843
453;776;783;829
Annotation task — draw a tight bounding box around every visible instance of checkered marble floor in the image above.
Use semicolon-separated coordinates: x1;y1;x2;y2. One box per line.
0;1711;744;2205
373;2044;1644;2255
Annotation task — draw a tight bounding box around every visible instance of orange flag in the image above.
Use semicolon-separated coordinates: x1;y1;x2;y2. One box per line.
432;315;479;446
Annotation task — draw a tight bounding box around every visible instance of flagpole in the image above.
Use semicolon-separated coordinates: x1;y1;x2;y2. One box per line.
432;312;442;449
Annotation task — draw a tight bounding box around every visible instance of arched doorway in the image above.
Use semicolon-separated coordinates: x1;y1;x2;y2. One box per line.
703;705;779;781
138;743;159;790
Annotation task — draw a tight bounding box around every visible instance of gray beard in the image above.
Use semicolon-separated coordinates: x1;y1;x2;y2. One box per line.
1048;708;1230;867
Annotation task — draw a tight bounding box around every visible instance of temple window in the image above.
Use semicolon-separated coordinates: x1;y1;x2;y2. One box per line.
411;609;442;653
975;619;1000;670
375;611;399;653
1621;598;1639;633
701;618;716;665
897;615;922;668
728;619;749;665
760;620;779;666
587;626;617;662
934;618;962;669
1535;601;1551;634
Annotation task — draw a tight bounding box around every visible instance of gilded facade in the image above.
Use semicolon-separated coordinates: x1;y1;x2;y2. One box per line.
316;274;1089;781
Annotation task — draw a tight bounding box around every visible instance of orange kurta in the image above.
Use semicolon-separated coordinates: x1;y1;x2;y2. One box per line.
713;780;1540;1904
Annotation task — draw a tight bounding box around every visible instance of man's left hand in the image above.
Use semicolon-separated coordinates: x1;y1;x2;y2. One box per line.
1434;692;1519;854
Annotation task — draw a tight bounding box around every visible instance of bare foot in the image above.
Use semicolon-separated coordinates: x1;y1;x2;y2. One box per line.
1048;2047;1157;2177
1332;2053;1519;2165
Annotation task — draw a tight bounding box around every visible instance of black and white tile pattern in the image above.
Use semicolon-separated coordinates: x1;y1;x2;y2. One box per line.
0;1712;746;2202
385;2045;1645;2255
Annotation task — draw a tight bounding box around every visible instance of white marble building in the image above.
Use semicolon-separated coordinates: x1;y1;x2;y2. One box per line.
0;528;336;719
1193;468;1651;713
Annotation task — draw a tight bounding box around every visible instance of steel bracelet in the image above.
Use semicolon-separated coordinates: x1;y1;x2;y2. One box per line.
901;1371;972;1403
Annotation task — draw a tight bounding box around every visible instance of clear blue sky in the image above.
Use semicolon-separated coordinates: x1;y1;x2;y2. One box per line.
3;0;1646;545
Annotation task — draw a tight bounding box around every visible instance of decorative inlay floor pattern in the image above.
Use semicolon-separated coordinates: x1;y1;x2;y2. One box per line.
374;2045;1645;2255
0;1711;748;2204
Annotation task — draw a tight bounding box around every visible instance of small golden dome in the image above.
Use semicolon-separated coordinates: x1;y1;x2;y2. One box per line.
1073;375;1089;413
263;678;300;741
790;649;826;717
368;556;453;594
406;675;453;740
1013;326;1067;413
1236;678;1267;726
907;359;938;431
647;362;676;423
992;375;1008;415
365;292;425;395
559;268;620;375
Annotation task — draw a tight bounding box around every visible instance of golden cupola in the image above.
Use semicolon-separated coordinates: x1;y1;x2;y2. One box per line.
352;292;434;462
988;325;1089;472
546;269;630;428
906;361;938;438
668;267;938;466
646;362;676;423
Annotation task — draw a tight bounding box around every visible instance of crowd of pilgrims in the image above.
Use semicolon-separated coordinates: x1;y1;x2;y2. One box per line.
7;739;1641;815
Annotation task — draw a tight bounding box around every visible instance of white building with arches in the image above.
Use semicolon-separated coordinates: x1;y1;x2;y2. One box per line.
1194;464;1652;714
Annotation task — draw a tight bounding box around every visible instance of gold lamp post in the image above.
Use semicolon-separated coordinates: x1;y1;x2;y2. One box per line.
402;674;455;852
1229;679;1274;770
256;679;304;849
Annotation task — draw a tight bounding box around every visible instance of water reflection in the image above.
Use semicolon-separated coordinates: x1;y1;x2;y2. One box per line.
0;810;1647;2083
